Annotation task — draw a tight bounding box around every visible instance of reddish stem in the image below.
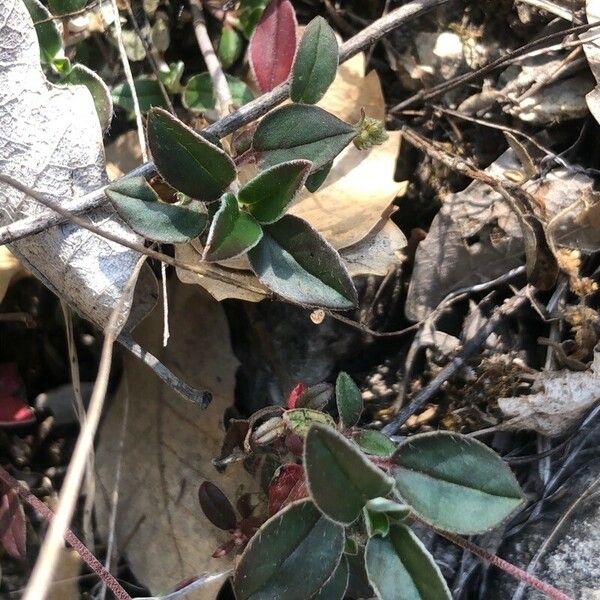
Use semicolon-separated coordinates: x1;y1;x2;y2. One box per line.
0;465;131;600
435;528;573;600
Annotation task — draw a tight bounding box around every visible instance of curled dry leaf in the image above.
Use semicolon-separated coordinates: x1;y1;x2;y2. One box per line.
405;151;594;321
96;280;254;598
498;351;600;437
176;53;406;302
0;0;155;332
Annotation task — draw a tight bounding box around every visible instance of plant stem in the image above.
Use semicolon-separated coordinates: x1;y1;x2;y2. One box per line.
0;465;132;600
434;528;574;600
0;0;453;246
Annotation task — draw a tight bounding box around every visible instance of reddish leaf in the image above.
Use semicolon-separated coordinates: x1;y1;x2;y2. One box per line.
286;382;306;409
284;432;303;456
268;463;308;515
0;486;26;559
249;0;297;93
0;363;35;427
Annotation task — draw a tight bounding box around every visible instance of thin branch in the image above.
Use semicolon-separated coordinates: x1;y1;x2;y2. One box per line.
433;529;574;600
190;0;232;115
0;0;453;246
110;0;148;161
21;257;146;600
0;467;131;600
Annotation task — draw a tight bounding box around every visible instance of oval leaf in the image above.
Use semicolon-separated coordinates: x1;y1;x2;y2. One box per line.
354;430;396;458
105;177;207;243
253;105;356;172
391;432;524;534
112;77;168;113
365;525;451;600
304;423;394;524
23;0;62;64
182;72;254;112
147;107;236;201
218;26;243;68
248;0;297;93
238;160;312;224
314;555;349;600
296;382;334;410
283;408;335;437
248;214;357;309
336;371;363;428
234;499;344;600
62;64;112;132
290;16;338;104
203;193;262;262
198;481;237;531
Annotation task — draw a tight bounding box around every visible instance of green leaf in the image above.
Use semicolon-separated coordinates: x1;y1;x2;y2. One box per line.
22;0;62;64
314;556;349;600
48;0;87;16
218;25;243;68
147;107;237;201
283;408;335;437
336;372;363;428
290;16;338;104
365;498;410;522
238;160;312;224
365;525;451;600
203;193;262;262
105;177;207;243
354;430;396;458
295;382;334;410
182;72;254;112
62;64;112;132
234;499;344;600
253;105;356;172
305;161;332;192
238;0;269;38
364;508;390;538
159;61;184;93
112;77;168;113
391;431;524;534
304;423;394;524
247;215;357;309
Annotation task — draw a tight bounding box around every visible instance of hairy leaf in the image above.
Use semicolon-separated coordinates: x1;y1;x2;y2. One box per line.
48;0;87;16
304;423;394;524
391;432;524;534
234;499;344;600
295;382;334;410
238;160;312;224
268;463;308;515
365;498;410;521
147;108;236;201
290;16;338;104
62;64;112;132
336;371;363;427
253;105;356;172
365;525;451;600
204;193;262;262
248;0;297;93
106;177;207;243
247;214;357;309
218;25;243;68
198;481;237;531
182;73;253;112
305;161;332;192
354;430;396;457
112;77;168;113
283;408;335;437
22;0;62;64
314;555;349;600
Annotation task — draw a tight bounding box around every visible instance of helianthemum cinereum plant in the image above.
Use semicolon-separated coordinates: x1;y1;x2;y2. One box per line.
103;15;388;310
200;373;528;600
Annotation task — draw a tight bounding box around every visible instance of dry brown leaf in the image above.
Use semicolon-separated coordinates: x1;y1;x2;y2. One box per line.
405;151;594;321
96;279;254;598
47;548;81;600
0;247;28;304
498;352;600;436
